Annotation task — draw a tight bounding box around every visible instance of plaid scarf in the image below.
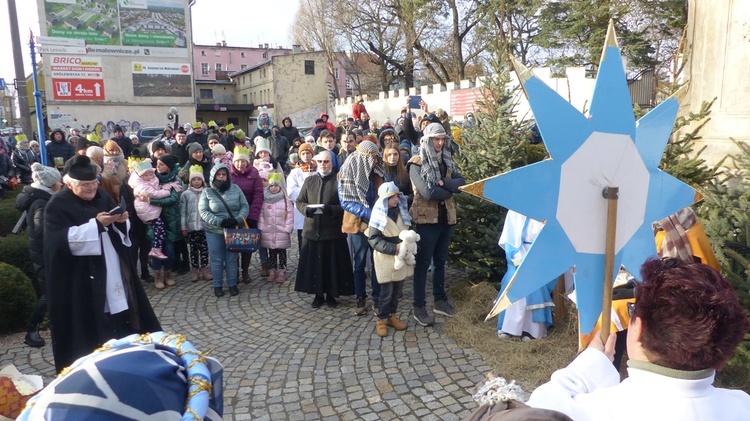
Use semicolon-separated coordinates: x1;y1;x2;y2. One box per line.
338;142;384;205
419;135;456;189
657;207;697;262
369;192;411;232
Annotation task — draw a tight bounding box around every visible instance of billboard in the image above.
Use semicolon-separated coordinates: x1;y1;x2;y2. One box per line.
132;62;192;97
43;0;188;54
49;56;105;100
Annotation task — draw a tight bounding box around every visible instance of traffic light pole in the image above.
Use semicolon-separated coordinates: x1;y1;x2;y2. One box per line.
30;33;47;165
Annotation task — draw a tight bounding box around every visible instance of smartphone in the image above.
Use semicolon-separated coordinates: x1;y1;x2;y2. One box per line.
408;95;422;109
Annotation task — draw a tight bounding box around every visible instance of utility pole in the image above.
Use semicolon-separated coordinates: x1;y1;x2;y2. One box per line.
7;0;32;137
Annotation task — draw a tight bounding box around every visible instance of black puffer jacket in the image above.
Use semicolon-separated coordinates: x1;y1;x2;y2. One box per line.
15;185;53;281
46;129;75;169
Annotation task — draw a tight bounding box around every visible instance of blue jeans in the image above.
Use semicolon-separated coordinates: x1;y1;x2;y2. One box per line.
413;224;452;307
206;231;239;288
350;232;380;300
150;240;174;271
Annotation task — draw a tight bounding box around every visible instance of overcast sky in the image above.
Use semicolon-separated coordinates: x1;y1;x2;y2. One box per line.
0;0;299;86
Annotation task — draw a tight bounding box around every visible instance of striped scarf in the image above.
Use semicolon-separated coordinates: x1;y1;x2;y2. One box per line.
338;142;384;205
419;134;456;189
369;192;411;232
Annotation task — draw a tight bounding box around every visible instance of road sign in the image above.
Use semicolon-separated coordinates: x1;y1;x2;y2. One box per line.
39;45;88;55
36;36;86;47
49;56;105;101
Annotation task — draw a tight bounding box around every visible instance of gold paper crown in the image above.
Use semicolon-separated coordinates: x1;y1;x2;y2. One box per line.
225;123;235;131
189;164;204;176
127;156;145;169
87;133;101;144
208;120;217;128
233;145;250;157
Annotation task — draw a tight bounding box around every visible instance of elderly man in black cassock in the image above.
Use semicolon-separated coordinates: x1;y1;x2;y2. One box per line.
44;155;161;373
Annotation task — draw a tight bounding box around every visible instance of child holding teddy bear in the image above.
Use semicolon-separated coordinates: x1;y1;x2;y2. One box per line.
366;182;420;337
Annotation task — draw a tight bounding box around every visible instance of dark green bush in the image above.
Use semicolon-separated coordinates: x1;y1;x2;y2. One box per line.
0;187;23;236
0;234;33;280
0;262;36;333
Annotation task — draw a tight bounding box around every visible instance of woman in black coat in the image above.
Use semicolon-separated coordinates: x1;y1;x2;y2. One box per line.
294;151;354;308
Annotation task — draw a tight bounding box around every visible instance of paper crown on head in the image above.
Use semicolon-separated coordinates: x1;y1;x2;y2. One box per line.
135;160;155;176
87;133;101;144
267;172;283;186
225;123;235;131
208;120;217;128
16;134;28;142
254;137;271;156
189;164;205;181
192;122;202;129
233;145;250;162
127;156;145;169
234;129;245;140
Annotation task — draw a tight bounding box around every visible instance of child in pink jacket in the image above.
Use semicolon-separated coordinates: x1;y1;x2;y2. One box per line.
129;160;181;260
259;172;294;283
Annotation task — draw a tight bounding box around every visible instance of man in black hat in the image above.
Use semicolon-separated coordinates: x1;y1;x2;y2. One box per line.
110;125;134;158
44;155;161;373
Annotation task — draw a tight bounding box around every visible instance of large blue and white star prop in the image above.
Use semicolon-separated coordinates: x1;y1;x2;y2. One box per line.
462;23;696;334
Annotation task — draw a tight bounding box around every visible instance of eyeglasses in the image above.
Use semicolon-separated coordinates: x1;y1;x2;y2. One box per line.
316;160;331;164
77;180;99;189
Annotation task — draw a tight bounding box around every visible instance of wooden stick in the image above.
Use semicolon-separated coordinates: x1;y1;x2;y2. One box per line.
601;186;619;344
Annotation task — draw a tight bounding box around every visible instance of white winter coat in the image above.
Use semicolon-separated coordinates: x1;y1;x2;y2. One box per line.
286;167;315;230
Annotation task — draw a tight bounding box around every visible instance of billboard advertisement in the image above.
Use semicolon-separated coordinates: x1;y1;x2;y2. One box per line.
49;56;105;100
132;62;192;97
43;0;188;55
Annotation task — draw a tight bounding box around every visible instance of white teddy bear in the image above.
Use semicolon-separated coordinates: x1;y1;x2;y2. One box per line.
395;230;420;270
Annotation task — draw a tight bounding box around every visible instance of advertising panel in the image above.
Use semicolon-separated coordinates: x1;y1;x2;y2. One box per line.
132;61;192;97
43;0;188;54
49;56;105;100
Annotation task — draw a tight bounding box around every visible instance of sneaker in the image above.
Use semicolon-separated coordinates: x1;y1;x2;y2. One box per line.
413;306;434;327
148;248;168;260
312;295;325;308
433;300;456;317
354;297;366;316
326;296;338;307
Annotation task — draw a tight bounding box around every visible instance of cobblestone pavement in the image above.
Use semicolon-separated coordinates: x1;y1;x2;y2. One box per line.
1;244;492;420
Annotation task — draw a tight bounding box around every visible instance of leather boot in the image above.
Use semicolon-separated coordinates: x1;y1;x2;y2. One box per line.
190;268;199;282
164;270;176;286
261;261;270;277
154;270;165;290
387;314;407;331
24;325;45;348
201;267;213;281
376;319;389;337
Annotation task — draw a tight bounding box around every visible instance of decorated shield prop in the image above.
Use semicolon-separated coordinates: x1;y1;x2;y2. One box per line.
461;22;696;335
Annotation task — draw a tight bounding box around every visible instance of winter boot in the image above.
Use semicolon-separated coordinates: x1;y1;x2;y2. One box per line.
261;261;270;277
376;319;389;337
154;270;165;290
267;268;277;282
387;314;407;331
164;270;175;286
201;267;213;281
241;269;250;284
190;268;199;282
24;325;45;348
276;268;287;283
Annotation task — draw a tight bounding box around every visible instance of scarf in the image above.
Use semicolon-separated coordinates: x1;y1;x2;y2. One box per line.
296;159;316;172
657;207;697;262
263;187;285;204
188;185;204;195
369;192;411;232
338;150;384;206
419;136;456;189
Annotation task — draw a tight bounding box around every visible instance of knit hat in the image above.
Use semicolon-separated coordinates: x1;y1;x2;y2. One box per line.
103;140;123;157
29;140;39;148
258;116;270;127
378;181;400;198
129;134;139;141
74;136;88;152
67;155;97;181
189;164;205;182
254;137;271;156
151;140;167;154
135;160;155;176
188;142;203;156
31;162;61;187
304;135;315;144
211;144;226;155
207;133;219;142
87;133;101;144
234;129;246;140
233;145;250;162
113;125;123;133
267;172;283;186
298;143;314;156
225;123;235;131
158;154;178;172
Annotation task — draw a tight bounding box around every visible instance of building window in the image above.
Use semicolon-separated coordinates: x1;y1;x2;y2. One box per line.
262;52;267;59
334;67;339;79
201;50;206;56
201;63;209;75
214;50;220;57
215;63;222;72
345;77;352;90
243;94;247;104
304;60;315;75
199;89;213;99
241;52;246;58
249;73;252;82
240;64;247;70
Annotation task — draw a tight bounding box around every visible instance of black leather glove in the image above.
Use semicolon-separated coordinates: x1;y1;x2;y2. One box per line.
322;204;332;215
220;218;236;228
248;219;258;229
305;207;317;217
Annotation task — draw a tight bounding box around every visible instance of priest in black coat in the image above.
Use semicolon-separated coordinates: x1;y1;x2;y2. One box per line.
44;155;161;373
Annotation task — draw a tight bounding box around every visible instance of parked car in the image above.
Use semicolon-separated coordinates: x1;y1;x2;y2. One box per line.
136;126;165;143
